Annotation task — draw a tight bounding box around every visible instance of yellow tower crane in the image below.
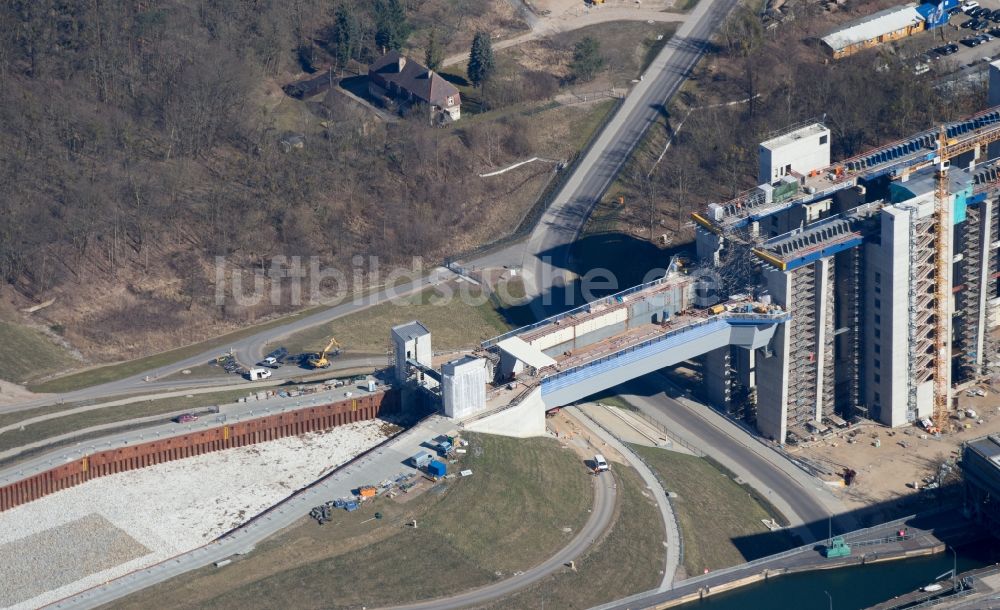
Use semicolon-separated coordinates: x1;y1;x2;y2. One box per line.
930;123;1000;432
932;126;952;434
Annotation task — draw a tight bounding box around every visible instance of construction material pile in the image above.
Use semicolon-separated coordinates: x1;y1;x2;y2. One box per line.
0;420;392;610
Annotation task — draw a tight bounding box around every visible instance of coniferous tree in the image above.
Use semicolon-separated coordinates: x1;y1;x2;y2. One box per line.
467;31;494;88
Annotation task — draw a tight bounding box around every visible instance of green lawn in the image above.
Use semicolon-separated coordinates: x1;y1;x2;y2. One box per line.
274;282;512;355
111;433;594;610
0;321;76;384
0;388;254;455
487;465;665;609
632;445;798;577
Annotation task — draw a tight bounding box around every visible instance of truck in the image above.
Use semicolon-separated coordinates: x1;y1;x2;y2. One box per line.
709;304;727;315
248;367;273;381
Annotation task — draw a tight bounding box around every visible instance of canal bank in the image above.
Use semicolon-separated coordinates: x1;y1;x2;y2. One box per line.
595;510;981;610
683;541;997;610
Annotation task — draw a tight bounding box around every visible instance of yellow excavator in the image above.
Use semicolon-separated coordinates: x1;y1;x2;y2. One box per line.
307;336;341;368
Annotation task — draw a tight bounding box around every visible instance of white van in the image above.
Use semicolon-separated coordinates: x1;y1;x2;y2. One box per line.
594;454;609;472
248;367;272;381
963;1;980;12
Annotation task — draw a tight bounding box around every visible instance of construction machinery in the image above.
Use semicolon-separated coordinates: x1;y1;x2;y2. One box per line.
307;337;341;368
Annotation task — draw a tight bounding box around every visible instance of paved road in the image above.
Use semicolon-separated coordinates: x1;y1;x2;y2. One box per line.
384;470;617;610
569;405;680;590
619;375;852;542
37;413;616;610
594;512;953;610
520;0;738;317
45;415;457;610
2;271;456;414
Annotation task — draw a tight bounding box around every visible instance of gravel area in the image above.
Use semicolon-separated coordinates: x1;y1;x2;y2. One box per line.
0;514;148;607
0;420;392;610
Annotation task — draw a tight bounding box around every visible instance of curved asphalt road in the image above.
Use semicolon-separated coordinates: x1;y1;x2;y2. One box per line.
521;0;740;317
620;375;849;542
384;472;616;610
2;270;456;413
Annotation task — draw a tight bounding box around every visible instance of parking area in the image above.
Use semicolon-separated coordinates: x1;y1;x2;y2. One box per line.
913;1;1000;74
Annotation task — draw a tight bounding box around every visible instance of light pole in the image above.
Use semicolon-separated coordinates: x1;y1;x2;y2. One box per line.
950;546;957;589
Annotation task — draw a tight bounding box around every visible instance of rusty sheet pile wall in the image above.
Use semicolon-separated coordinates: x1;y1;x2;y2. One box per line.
0;390;399;512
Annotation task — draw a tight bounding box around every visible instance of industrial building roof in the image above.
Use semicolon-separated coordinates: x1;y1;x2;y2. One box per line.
821;5;924;53
391;320;430;341
760;124;829;151
496;336;558;369
968;435;1000;463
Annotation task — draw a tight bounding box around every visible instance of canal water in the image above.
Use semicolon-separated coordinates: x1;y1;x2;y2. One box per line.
688;542;1000;610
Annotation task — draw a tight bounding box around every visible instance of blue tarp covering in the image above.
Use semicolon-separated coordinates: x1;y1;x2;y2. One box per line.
917;0;956;28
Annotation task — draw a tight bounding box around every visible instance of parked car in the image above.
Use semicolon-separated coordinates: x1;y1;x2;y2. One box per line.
963;1;980;13
258;356;281;368
975;19;991;30
962;17;977;27
962;36;986;46
176;413;198;423
914;62;931;75
935;43;960;55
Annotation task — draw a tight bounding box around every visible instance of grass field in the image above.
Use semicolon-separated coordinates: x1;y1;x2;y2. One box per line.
0;321;77;384
0;389;254;455
274;282;511;355
486;465;665;609
632;445;798;577
26;306;331;394
111;433;594;610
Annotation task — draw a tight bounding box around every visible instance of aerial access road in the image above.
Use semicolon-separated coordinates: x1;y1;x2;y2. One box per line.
521;0;740;316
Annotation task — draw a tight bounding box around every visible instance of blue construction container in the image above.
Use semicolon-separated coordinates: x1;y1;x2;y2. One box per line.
427;460;447;477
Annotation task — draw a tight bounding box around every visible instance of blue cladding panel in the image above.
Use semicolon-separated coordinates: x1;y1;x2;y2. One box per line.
541;320;729;396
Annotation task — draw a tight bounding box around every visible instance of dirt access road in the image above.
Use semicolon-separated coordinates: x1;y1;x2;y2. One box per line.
442;1;688;67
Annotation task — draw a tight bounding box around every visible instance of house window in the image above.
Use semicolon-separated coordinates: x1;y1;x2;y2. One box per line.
875;314;881;325
820;134;828;145
874;298;880;309
874;344;880;354
785;163;792;175
447;96;454;106
875;374;881;384
875;329;881;338
874;391;881;403
875;359;880;370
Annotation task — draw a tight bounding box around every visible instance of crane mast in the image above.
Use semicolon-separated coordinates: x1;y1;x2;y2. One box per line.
932;126;951;433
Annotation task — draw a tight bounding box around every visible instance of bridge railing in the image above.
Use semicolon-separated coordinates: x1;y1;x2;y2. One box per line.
481;275;677;348
540;311;789;392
